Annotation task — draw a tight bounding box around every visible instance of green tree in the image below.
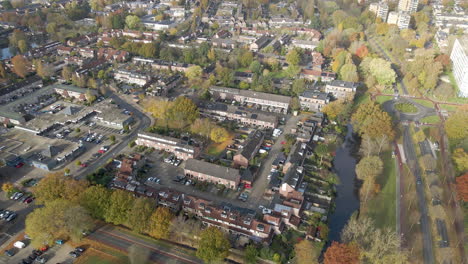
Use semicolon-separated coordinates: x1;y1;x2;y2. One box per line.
238;49;254;68
125;15;140;29
33;172;89;205
18;39;28;53
292;79;306;96
244;244;258;264
62;66;73;81
315;144;329;165
215;63;232;86
210;127;229;143
286;48;301;66
249;61;262;75
340;63;359;82
0;61;7;79
105;190;134;225
127;197;154;234
148;207;173;239
79;185;111;220
186;65;203;88
453;148;468;172
25;199;94;248
109;135;116;143
196;227;230;263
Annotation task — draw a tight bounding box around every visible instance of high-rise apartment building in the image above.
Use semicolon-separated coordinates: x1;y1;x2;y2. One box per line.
369;2;389;21
398;0;419;13
450;37;468;97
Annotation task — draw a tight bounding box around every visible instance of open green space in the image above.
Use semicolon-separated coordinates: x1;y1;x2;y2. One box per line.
205;134;234;157
376;95;393;104
365;150;396;230
412;99;434;108
394;102;418;113
354;93;370;108
420;115;440;124
439;104;459;112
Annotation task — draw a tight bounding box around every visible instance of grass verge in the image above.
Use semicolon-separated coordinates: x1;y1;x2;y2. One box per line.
412;99;434;108
365;150;397;230
376;95;393;104
420;115;440;124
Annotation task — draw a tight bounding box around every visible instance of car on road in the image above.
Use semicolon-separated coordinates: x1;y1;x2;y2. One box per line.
5;248;15;257
15;162;24;168
417;177;422;185
6;212;17;222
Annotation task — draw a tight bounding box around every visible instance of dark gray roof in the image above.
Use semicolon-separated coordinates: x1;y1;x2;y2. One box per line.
237;130;264;160
42;145;60;158
210;86;291;104
185;159;240;182
327;80;358;89
62;106;81;116
300;90;329;100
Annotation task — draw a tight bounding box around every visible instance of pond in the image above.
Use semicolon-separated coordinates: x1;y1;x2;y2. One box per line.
327;123;360;242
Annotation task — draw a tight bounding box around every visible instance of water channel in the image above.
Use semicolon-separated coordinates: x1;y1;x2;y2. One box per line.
327;124;360;242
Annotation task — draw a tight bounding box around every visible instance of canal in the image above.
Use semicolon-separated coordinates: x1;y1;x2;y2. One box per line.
327;124;360;242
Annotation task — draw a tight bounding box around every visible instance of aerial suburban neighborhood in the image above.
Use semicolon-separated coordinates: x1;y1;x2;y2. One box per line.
0;0;466;263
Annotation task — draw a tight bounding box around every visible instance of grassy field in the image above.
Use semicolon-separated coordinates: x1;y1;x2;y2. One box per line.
439;104;459;112
365;150;397;230
376;95;393;104
354;93;370;108
412;99;434;108
75;248;129;264
420;115;441;124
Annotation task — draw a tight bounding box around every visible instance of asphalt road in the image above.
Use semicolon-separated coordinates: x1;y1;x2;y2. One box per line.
76;94;151;179
88;225;202;264
403;126;434;264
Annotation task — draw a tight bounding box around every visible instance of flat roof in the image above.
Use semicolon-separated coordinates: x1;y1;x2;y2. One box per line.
210;86;291;104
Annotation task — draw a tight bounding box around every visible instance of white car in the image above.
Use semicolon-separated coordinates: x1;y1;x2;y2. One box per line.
14;241;25;249
262;208;272;215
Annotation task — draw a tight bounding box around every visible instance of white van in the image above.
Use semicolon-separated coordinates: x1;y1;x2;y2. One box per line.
14;241;25;248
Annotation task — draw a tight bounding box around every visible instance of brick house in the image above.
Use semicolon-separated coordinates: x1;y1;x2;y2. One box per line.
184;159;241;189
234;130;265;168
135;132;200;160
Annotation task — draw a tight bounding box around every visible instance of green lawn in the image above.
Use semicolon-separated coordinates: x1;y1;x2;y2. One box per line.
420;115;440;124
354;93;370;108
365;151;397;230
412;99;434;108
394;102;418;113
439;104;459;112
268;70;288;79
376;95;393;104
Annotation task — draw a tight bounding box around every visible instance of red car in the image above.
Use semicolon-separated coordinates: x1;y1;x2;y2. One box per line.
80;163;88;167
244;183;252;189
15;162;24;168
25;197;35;204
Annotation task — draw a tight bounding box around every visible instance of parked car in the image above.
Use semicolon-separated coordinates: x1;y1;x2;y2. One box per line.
69;251;80;258
74;247;85;253
13;192;24;200
4;249;15;257
14;241;26;249
80;163;88;167
24;197;35;204
55;239;65;245
15;162;24;168
35;256;46;264
6;212;17;222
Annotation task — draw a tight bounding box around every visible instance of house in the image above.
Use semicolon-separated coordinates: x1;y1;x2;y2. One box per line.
250;36;272;51
53;84;98;101
57;46;73;56
135;132;200;160
211;38;237;49
299;89;329;111
325;80;358;100
184;159;241;189
233;71;254;83
210;86;291;113
141;15;177;30
114;69;151;86
234;130;265;168
97;48;129;62
300;69;336;82
291;39;319;50
157;189;182;212
199;102;278;129
77;48;95;58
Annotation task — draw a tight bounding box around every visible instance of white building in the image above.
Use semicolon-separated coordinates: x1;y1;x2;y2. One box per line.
398;0;418;13
450;37;468;97
114;69;151;86
369;2;389;21
387;11;411;29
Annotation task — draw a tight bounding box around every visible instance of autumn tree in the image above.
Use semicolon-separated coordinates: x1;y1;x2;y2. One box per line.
125;15;140;29
33;172;88;205
11;55;30;78
340;63;359;82
186;65;203;88
104;190;134;225
324;241;360;264
191;118;214;138
25;199;94;248
356;156;383;203
452;148;468;172
142;98;172;127
2;182;14;193
148;207;173;239
167;96;199;129
127;197;154;234
351;102;394;140
420;154;436;171
360;57;396;89
455;173;468;202
238;49;254;68
341;215;407;264
0;61;7;79
295;239;319;264
196;227;230;263
322;100;351;123
62;65;73;81
445;110;468;142
79;185;111;220
35;60;53;79
210;126;229;143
